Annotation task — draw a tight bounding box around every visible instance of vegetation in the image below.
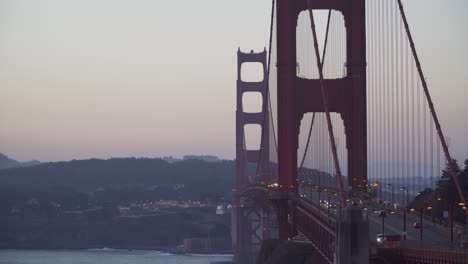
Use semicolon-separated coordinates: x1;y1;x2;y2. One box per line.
0;158;234;214
0;157;234;249
433;158;468;223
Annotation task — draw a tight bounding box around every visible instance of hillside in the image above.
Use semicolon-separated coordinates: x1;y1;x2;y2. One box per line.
0;153;40;170
0;157;236;250
0;158;235;212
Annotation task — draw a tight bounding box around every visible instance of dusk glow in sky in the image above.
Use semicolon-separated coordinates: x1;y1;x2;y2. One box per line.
1;0;467;163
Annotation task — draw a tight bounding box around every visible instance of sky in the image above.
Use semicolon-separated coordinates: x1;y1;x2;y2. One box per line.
0;0;467;163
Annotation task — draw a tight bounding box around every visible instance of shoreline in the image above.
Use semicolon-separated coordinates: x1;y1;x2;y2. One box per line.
0;246;234;255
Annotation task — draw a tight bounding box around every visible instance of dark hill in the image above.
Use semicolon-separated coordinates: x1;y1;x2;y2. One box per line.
0;153;40;170
0;158;235;210
0;158;236;249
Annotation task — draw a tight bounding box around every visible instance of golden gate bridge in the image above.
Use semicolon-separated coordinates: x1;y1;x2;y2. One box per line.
233;0;468;263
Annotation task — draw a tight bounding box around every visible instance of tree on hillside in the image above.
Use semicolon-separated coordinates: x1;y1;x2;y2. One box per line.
462;159;468;191
436;159;462;205
436;158;468;223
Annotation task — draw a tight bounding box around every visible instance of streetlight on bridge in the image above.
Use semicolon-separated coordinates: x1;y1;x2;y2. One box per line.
400;187;409;207
401;187;409;240
386;183;394;205
370;181;382;203
317;186;322;208
417;204;433;241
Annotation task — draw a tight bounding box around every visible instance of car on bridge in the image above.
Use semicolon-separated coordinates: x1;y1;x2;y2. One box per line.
359;200;369;206
376;234;384;244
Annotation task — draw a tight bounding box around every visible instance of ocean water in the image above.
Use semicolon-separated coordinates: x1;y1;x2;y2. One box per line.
0;249;233;264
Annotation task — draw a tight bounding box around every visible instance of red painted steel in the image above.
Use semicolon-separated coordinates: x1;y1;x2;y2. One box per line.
293;199;336;264
275;0;367;239
306;0;346;208
235;49;270;255
271;1;466;263
276;0;298;241
399;247;468;264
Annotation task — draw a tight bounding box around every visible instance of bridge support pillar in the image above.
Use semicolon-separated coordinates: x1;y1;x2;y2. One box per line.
334;206;369;264
275;2;368;234
235;48;272;264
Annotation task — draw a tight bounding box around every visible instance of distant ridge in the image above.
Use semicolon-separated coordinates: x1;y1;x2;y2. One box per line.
183;155;220;163
0;157;234;201
0;153;40;170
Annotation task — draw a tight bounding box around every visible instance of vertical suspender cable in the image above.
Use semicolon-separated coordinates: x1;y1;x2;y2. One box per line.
372;0;376;187
399;4;405;203
397;1;402;202
394;0;400;202
366;0;374;186
417;61;421;192
411;46;416;197
405;12;410;199
437;138;441;182
429;121;435;190
379;0;383;188
397;0;468;211
398;5;406;202
374;0;378;188
259;0;277;181
390;0;395;191
298;113;316;172
298;6;333;173
382;0;387;194
319;114;322;174
379;0;385;191
380;0;385;192
307;0;346;207
316;113;319;173
374;1;377;189
372;0;377;187
393;0;400;203
368;0;372;185
393;0;397;197
384;0;389;198
393;0;398;192
423;75;427;188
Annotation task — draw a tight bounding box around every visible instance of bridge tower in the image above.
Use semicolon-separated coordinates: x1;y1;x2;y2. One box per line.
275;0;367;239
234;49;272;263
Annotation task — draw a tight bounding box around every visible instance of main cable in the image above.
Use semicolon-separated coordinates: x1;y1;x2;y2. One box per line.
298;10;332;174
307;0;346;208
255;0;276;178
397;0;468;213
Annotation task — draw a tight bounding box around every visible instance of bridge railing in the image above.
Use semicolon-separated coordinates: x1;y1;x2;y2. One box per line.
399;247;468;264
295;197;337;228
293;198;336;264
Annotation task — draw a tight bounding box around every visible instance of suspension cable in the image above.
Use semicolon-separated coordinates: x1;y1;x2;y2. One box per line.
255;0;276;178
396;0;468;213
299;113;315;172
267;0;278;154
306;0;346;208
298;10;332;174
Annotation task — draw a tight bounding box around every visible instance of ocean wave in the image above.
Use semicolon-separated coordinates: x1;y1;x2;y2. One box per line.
87;247;121;251
87;248;166;254
154;252;174;256
188;253;234;257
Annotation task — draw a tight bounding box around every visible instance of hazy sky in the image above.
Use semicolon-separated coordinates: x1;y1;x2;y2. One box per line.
1;0;467;162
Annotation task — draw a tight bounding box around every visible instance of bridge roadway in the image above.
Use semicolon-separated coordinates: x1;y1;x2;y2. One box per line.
299;186;450;243
255;183;468;264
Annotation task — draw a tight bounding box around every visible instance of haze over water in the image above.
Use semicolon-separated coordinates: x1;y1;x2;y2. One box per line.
0;249;233;264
